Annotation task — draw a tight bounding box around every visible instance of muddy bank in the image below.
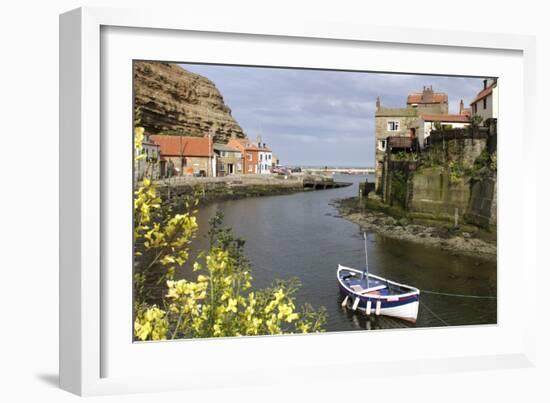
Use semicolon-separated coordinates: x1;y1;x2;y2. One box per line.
333;197;496;261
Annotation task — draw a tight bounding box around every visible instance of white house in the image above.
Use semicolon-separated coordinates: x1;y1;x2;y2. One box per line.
470;78;498;121
257;148;272;174
255;135;273;174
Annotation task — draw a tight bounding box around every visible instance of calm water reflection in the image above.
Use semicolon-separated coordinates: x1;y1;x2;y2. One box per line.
179;175;497;332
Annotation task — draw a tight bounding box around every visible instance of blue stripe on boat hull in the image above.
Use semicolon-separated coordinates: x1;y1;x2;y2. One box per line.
338;284;419;309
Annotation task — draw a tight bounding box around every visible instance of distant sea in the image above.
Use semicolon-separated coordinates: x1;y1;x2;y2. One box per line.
291;164;375;169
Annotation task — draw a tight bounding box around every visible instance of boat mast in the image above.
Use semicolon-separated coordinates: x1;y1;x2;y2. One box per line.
363;232;369;288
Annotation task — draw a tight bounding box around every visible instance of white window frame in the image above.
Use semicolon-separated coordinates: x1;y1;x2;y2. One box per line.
387;120;400;131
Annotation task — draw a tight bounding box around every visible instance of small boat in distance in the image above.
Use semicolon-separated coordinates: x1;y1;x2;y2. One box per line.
337;233;420;323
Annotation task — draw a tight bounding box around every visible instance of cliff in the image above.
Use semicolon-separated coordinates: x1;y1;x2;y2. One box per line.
133;61;246;142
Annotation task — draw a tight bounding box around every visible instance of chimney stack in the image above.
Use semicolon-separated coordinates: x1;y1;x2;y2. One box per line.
421;85;434;103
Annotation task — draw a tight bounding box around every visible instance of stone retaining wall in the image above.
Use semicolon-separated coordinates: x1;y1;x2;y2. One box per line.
378;126;498;230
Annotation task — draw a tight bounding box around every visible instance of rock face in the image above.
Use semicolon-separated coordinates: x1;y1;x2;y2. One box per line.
134;61;246;142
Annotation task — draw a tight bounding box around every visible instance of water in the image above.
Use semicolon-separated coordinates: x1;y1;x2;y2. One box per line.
180;175;497;332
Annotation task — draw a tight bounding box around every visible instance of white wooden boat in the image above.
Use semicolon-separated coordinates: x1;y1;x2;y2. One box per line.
337;265;420;322
337;233;420;323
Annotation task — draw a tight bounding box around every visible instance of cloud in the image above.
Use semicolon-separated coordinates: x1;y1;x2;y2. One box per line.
180;63;485;166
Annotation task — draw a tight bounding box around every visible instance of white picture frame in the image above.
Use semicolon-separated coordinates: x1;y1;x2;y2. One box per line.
59;7;537;396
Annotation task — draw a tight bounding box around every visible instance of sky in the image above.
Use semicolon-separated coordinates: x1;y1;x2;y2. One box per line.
180;63;487;167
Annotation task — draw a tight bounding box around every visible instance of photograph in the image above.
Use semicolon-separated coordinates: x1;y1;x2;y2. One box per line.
132;60;498;341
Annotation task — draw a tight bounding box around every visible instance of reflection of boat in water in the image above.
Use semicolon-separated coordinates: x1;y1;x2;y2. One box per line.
337;234;420;323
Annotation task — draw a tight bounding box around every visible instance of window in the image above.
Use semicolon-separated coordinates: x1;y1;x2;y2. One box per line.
483;98;487;110
473;103;477;113
377;139;387;151
387;121;400;131
260;154;263;161
247;153;252;161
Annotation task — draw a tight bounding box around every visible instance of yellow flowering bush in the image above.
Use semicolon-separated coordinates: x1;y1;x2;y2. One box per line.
133;126;326;341
133;160;198;302
134;238;326;340
134;305;169;341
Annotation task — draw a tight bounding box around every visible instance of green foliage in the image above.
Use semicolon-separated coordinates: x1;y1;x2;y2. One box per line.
391;170;408;208
392;151;418;162
448;161;474;184
133;127;326;341
432;121;453;131
475;149;490;167
469;114;483;128
447;148;496;184
471;149;497;175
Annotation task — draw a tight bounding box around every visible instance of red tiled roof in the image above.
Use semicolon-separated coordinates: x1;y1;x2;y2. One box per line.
228;138;272;152
229;138;260;151
470;82;497;105
421;114;470;123
407;93;448;104
150;135;212;157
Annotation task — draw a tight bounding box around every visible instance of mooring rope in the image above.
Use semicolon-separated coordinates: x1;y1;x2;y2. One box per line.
419;300;449;326
421;290;497;299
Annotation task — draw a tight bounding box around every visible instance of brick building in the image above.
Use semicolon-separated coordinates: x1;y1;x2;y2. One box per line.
150;135;214;177
228;137;260;174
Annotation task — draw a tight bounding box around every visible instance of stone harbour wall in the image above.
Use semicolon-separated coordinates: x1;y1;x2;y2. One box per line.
408;167;471;221
465;176;497;230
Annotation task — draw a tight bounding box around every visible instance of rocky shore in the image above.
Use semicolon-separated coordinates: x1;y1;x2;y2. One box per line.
333;197;497;261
